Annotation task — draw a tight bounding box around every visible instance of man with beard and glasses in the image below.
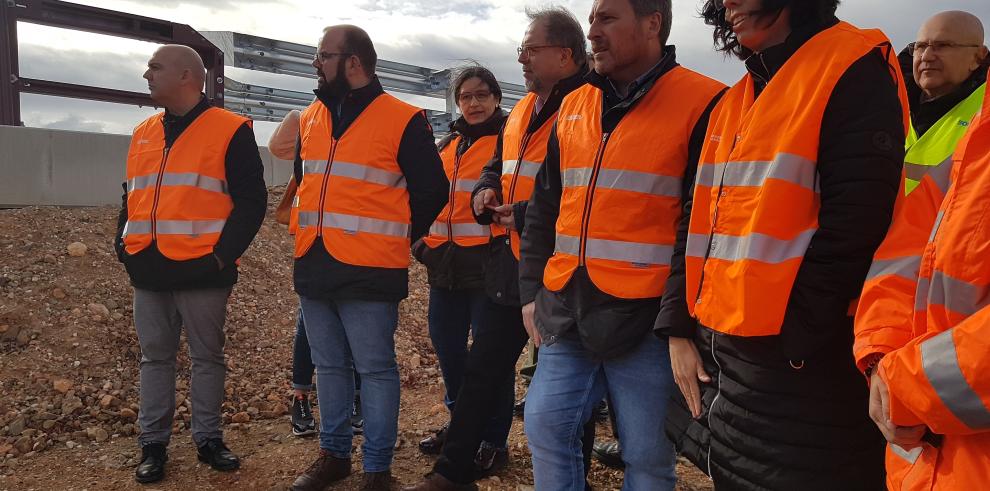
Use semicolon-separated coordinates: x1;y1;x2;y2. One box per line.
288;25;448;491
404;7;593;491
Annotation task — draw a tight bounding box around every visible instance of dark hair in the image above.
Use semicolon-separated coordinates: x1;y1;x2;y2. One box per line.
700;0;840;58
525;5;588;66
335;25;378;75
628;0;673;46
451;65;502;103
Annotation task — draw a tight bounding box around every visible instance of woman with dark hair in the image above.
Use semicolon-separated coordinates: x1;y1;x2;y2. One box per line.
412;65;511;472
655;0;909;488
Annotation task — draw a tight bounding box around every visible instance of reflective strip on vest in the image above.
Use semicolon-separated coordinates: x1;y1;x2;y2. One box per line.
562;168;682;197
303;160;407;188
122;219;226;236
453;178;479;193
687;229;817;264
926;270;990;316
890;444;923;464
920;329;990;429
697;153;817;190
866;255;921;282
555;233;674;266
904;156;953;194
297;211;409;238
929;210;946;243
430;222;489;238
128;172;228;194
503;159;541;178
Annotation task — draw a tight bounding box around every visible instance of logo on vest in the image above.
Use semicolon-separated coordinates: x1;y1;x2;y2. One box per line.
959;120;970;127
709;135;722;143
564;115;582;121
137;139;151;144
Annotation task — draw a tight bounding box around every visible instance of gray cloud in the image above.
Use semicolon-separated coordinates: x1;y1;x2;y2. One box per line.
38;114;108;133
355;0;495;20
18;44;151;93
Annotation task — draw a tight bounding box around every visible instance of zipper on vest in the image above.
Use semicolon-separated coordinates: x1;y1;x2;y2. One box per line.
316;138;339;236
693;138;737;305
706;331;723;480
150;146;171;241
578;132;611;266
505;132;534;252
447;152;463;243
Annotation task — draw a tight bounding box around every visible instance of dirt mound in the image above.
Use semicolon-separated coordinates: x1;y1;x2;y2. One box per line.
0;189;711;490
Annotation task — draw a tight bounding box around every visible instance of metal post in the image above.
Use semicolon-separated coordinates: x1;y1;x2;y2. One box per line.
0;0;22;126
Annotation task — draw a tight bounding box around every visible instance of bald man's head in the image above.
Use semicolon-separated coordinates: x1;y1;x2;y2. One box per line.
143;44;207;110
913;10;988;101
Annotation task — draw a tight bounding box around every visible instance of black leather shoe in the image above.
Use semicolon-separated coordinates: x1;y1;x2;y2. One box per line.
135;442;167;484
197;438;240;471
418;423;448;455
513;397;526;419
592;440;625;469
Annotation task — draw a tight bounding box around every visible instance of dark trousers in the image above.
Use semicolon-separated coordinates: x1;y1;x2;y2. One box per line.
433;301;528;483
292;307;360;392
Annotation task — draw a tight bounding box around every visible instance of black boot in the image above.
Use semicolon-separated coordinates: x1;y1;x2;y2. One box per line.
197;438;241;471
135;442;167;484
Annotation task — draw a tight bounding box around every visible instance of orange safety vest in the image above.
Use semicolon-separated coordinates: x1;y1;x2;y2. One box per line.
685;22;909;336
544;67;725;299
293;95;421;268
123;107;247;261
854;86;985;371
493;93;555;259
423;133;497;248
879;70;990;490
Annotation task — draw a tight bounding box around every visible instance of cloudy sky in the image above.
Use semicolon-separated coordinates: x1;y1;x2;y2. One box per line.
14;0;990;142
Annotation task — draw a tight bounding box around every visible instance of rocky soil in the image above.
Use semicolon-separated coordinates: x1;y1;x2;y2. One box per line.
0;188;712;490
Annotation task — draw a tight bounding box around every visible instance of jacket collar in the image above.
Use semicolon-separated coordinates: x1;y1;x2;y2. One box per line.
528;66;590;131
314;75;386;116
744;17;839;91
450;108;509;140
161;94;211;144
587;45;679;104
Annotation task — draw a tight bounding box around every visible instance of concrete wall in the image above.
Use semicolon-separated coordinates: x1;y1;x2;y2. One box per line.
0;126;293;207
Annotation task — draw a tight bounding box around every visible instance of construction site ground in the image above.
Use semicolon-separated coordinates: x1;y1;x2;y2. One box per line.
0;189;713;490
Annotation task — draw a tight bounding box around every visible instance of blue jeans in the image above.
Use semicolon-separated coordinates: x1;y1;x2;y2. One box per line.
427;287;512;446
524;333;677;490
292;308;361;392
299;296;399;473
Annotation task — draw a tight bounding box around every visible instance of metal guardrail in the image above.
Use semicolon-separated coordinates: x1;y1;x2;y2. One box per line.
201;31;528;132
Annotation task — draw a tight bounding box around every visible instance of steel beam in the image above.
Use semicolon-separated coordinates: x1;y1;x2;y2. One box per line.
1;0;22;125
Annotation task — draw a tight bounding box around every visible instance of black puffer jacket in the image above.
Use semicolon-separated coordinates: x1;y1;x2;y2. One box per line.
657;18;905;490
412;110;507;290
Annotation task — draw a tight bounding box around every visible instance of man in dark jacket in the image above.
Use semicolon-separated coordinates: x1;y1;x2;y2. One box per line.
403;7;590;491
114;45;267;484
289;25;448;491
658;1;907;489
518;0;725;487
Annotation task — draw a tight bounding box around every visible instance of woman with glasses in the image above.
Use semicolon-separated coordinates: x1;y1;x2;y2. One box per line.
655;0;909;489
412;65;510;473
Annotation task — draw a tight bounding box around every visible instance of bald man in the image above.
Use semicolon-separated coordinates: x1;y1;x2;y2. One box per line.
853;12;987;487
114;44;267;484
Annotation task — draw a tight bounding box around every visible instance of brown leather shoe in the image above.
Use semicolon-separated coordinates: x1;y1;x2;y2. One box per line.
291;450;352;491
401;472;479;491
361;470;394;491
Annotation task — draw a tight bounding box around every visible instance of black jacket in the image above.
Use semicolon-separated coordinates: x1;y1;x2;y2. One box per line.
412;110;507;290
898;44;989;135
114;96;268;291
659;19;903;490
471;68;588;306
292;77;449;302
518;47;723;358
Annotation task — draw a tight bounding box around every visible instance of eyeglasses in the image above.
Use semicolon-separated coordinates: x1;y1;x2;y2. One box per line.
517;45;561;58
909;41;982;55
316;51;353;63
457;91;493;105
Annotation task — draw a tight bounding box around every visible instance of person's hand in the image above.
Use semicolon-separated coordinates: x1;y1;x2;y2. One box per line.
473;189;500;216
522;302;542;347
670;337;710;419
493;204;515;230
869;369;927;447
